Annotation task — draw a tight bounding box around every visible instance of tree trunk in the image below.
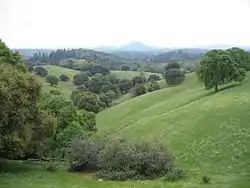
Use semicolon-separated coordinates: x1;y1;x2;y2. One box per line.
215;84;218;92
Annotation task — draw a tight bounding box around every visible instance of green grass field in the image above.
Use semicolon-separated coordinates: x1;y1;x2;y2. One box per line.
3;70;250;187
96;73;250;186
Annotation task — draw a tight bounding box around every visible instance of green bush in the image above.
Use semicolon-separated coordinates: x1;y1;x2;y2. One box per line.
132;84;146;97
97;138;173;180
163;167;186;182
59;74;70;82
68;138;100;172
46;75;59;86
202;175;211;184
35;66;48;77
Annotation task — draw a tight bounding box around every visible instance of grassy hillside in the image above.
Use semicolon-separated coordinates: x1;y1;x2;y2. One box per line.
36;65;159;98
96;73;250;186
35;65;79;97
2;73;250;188
111;70;162;79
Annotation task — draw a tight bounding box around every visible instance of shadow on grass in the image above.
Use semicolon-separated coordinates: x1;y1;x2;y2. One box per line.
218;83;243;92
0;159;39;173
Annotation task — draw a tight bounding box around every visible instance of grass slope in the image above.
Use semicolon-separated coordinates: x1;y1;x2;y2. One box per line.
96;73;250;186
1;74;250;188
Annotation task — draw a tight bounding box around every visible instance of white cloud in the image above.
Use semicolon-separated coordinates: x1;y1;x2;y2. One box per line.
0;0;250;48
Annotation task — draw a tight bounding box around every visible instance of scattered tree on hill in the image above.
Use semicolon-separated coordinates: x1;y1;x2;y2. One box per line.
145;80;161;92
77;85;88;92
163;62;185;85
132;76;147;86
83;70;92;77
71;91;101;113
147;74;161;82
118;79;133;94
120;65;130;71
46;75;59;86
227;47;250;71
132;83;146;97
59;74;70;81
200;49;246;92
99;90;117;107
34;66;48;77
73;72;89;86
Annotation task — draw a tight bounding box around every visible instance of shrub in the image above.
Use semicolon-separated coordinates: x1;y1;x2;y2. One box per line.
73;73;89;86
97;138;173;180
68;138;100;172
163;167;186;182
132;76;146;86
59;74;70;82
35;66;48;77
147;74;161;82
145;80;161;92
46;75;59;86
132;84;146;97
68;137;174;181
202;175;211;184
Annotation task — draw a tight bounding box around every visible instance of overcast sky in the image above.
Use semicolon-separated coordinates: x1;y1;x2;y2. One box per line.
1;0;250;48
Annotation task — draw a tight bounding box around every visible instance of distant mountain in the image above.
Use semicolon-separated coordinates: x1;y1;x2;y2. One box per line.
95;41;159;52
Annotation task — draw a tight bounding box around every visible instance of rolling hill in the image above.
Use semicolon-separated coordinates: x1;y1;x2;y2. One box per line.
36;65;162;98
96;73;250;186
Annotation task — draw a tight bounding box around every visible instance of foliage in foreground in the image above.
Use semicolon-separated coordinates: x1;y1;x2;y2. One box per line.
0;39;97;160
68;138;178;181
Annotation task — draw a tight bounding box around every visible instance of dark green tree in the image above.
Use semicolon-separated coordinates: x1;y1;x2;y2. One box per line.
118;79;133;94
227;47;250;71
163;62;185;85
147;74;161;82
99;90;116;107
132;84;146;97
59;74;70;81
72;91;101;113
34;66;48;77
46;75;59;86
73;73;89;86
145;80;161;92
200;49;246;92
120;65;130;71
132;76;147;86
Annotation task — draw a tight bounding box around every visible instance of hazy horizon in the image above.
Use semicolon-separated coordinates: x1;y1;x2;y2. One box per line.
1;0;250;49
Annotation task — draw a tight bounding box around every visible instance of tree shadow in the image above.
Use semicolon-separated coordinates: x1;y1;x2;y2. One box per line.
218;83;243;92
0;159;38;173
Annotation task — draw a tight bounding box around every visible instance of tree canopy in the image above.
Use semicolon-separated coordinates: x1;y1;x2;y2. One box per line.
200;49;246;92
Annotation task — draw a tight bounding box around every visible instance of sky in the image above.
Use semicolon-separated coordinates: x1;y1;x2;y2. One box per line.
1;0;250;48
